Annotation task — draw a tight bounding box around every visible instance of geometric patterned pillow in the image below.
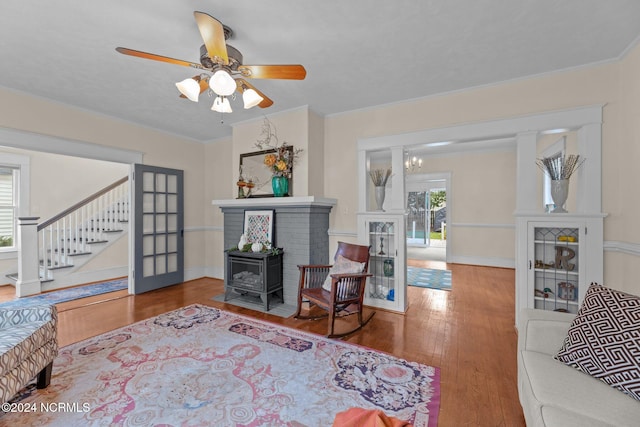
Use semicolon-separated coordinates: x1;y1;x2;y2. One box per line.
554;283;640;401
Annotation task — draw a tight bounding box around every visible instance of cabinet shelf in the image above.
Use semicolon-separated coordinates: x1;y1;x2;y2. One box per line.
370;254;396;259
534;268;578;277
534;296;579;306
534;239;578;246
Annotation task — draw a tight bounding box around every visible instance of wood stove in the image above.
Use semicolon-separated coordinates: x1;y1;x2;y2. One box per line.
224;250;283;311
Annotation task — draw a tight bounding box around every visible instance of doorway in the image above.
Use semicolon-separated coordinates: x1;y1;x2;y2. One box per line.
405;173;450;263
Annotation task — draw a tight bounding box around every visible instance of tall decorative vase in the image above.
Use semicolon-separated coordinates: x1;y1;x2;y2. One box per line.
383;259;394;277
375;186;386;211
550;179;569;213
272;176;289;197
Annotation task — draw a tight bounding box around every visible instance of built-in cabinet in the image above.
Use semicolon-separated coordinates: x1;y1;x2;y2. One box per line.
516;215;604;321
357;146;408;313
358;214;406;312
513;107;605;326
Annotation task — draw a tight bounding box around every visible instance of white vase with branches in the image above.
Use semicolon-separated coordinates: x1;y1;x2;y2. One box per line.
369;168;392;211
536;154;584;213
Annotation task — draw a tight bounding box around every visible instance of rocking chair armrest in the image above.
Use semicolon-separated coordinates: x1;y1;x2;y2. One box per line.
329;272;373;280
297;264;333;271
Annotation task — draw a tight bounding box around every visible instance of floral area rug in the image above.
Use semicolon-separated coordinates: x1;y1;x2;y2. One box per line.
2;304;440;427
0;278;127;309
407;267;452;291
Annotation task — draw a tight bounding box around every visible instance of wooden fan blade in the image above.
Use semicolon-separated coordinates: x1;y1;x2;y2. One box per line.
116;47;203;69
194;11;228;65
238;64;306;80
236;79;274;108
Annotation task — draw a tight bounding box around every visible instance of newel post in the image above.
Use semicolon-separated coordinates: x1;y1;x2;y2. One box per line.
16;216;41;297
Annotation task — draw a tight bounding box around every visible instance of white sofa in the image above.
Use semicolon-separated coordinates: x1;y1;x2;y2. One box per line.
517;308;640;427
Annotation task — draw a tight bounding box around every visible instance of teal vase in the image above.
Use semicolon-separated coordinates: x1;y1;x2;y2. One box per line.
271;176;289;197
383;259;394;277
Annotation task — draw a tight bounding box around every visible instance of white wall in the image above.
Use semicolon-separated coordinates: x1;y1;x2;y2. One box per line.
602;40;640;295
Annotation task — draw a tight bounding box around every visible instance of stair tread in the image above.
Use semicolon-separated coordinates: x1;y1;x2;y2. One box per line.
6;274;53;284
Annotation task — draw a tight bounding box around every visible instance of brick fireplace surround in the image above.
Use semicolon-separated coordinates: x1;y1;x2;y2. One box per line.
212;197;337;308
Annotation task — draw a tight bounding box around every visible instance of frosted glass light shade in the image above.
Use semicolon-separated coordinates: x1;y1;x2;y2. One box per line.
211;96;232;113
242;88;263;109
175;78;200;102
209;70;236;96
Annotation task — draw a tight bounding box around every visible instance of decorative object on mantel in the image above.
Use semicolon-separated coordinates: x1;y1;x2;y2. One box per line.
236;166;256;199
243;209;274;246
238;233;248;249
536;154;585;213
369;168;392;211
254;118;302;197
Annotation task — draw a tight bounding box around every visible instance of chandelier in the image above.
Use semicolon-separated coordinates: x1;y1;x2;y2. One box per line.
405;155;422;172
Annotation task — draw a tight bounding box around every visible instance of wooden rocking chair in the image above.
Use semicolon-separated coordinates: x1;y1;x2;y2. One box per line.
294;241;374;338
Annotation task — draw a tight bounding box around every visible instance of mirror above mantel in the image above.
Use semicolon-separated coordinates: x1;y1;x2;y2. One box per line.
239;147;294;198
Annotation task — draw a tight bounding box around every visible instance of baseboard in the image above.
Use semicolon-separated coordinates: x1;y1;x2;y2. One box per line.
203;266;224;280
40;266;128;292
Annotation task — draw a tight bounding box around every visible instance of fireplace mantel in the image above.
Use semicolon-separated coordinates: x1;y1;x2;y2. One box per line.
212;196;337;209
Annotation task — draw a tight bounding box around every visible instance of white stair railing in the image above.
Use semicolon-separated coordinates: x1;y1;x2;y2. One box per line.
36;177;129;281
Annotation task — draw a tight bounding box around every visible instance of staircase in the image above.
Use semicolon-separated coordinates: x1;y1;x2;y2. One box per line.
9;177;129;291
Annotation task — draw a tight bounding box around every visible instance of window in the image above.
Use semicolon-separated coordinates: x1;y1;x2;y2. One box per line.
0;167;18;249
0;153;30;255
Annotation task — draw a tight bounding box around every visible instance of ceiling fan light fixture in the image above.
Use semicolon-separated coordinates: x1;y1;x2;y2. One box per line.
175;77;201;102
209;70;236;96
211;96;232;113
242;88;264;109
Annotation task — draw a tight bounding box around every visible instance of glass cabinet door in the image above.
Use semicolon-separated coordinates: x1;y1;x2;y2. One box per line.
368;220;396;301
360;214;406;313
530;225;583;314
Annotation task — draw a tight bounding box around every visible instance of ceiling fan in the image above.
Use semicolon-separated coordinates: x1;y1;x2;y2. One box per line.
116;11;306;113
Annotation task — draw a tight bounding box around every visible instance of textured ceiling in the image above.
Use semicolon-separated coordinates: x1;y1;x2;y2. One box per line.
1;0;639;143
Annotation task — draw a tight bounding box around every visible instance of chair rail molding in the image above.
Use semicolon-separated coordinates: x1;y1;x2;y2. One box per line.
604;241;640;257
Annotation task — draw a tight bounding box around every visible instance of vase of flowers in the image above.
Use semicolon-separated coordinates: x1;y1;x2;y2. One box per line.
369;168;392;211
264;147;293;197
536;154;584;213
255;118;302;197
271;174;289;197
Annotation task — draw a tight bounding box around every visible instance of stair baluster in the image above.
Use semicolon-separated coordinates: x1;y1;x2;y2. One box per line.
30;176;129;285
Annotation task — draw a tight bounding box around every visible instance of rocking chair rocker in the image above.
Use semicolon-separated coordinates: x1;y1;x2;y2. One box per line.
294;241;374;338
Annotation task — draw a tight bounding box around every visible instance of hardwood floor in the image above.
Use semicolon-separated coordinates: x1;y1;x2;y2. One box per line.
2;262;525;426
